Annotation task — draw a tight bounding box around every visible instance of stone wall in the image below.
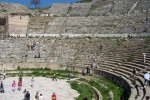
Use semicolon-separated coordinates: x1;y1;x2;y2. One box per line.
92;68;131;100
0;63;62;70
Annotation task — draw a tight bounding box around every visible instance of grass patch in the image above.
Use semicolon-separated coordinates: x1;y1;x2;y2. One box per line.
98;78;123;100
70;81;94;100
89;81;109;100
7;68;78;79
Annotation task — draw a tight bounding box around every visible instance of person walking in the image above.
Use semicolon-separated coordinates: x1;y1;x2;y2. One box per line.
12;80;16;92
35;92;39;100
52;74;57;81
3;71;6;80
67;73;70;80
25;91;30;100
18;81;22;91
23;89;27;100
132;67;137;85
31;77;35;87
0;81;5;93
19;76;22;85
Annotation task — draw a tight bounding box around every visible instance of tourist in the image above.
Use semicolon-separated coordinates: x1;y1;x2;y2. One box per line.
18;81;22;91
91;60;97;68
23;89;27;100
108;91;113;100
12;80;16;92
51;92;56;100
31;77;35;87
127;33;132;40
132;67;137;85
67;73;70;80
143;53;146;63
35;92;39;100
52;74;57;81
135;84;139;94
0;81;5;93
132;67;136;76
35;51;37;58
86;67;90;75
144;72;150;87
82;69;85;76
39;94;44;100
3;71;6;80
25;91;30;100
38;51;40;58
19;76;22;86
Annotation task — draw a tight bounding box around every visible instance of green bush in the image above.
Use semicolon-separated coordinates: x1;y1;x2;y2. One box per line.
70;81;94;100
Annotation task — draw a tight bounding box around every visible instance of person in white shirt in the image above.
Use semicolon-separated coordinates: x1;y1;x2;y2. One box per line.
143;53;146;63
144;72;150;86
3;71;6;80
31;77;34;87
39;94;44;100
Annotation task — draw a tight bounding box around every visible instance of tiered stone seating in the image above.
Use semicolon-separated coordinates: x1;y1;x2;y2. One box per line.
49;3;71;16
8;15;29;37
27;13;149;35
46;17;66;34
69;3;91;16
26;38;53;63
90;0;114;16
28;16;53;34
67;38;150;99
0;37;149;99
0;38;27;69
69;39;103;71
96;40;150;99
47;39;83;66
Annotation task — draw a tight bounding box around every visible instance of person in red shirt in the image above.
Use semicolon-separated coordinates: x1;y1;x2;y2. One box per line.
18;81;22;91
51;92;56;100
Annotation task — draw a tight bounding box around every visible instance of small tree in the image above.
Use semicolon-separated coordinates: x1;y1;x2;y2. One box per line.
31;0;40;8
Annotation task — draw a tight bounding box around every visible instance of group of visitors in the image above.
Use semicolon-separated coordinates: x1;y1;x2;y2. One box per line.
0;72;73;99
27;41;41;58
23;90;45;100
12;76;22;92
27;41;36;51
